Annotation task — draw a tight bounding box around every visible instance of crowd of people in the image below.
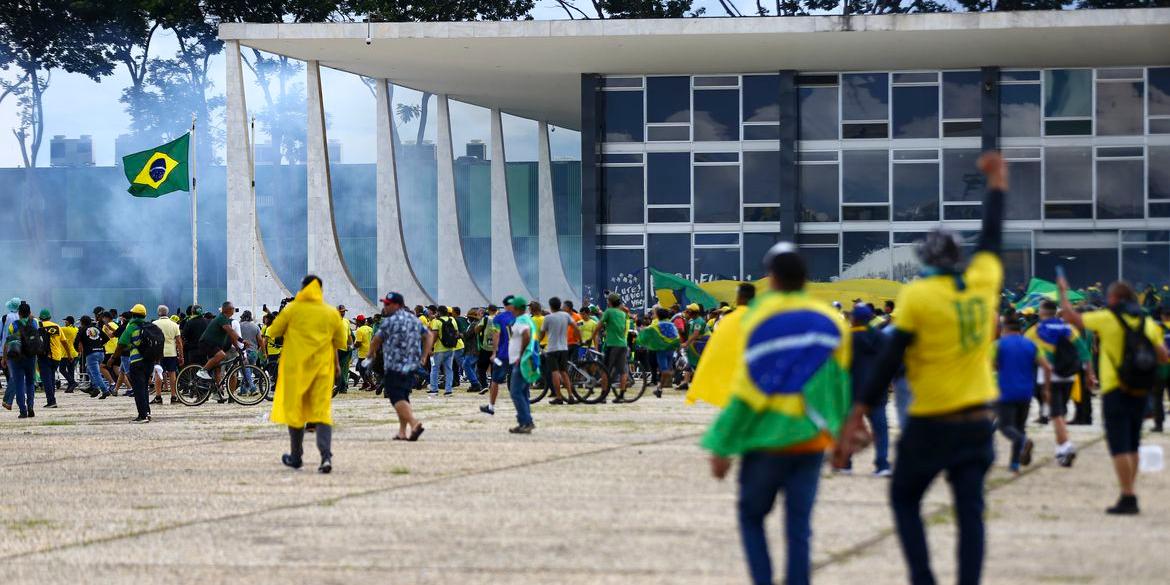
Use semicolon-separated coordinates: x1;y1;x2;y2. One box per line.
4;150;1170;584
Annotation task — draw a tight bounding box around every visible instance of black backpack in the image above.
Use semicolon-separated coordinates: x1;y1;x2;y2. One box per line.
1052;335;1082;378
34;325;53;358
1113;311;1159;393
438;317;459;348
135;321;165;364
17;320;44;359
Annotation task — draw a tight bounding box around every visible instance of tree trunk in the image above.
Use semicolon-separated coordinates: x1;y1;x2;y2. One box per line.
416;91;432;146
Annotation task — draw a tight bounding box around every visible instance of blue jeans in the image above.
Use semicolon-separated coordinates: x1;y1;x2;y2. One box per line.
37;356;58;405
507;363;533;426
430;350;455;394
85;352;109;395
737;451;823;585
869;403;890;471
6;357;36;415
894;376;912;429
892;417;994;585
459;350;480;387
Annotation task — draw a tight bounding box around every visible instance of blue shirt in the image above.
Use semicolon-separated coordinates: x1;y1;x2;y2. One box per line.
374;309;427;374
996;334;1037;403
493;311;515;362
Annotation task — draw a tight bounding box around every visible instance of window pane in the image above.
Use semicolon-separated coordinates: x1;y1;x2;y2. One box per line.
1045;147;1092;201
1045;203;1093;219
1151;67;1170;117
744;206;781;222
648;233;691;278
798;164;839;222
1150;146;1170;200
1044;69;1092;118
842;123;888;139
647;153;690;205
602;248;647;311
1096;81;1144;136
892;85;939;139
694;165;740;223
694;89;740;141
943;149;984;202
743;75;780;123
1097;159;1144;219
942;71;981;119
1006;160;1041;220
1123;245;1170;289
694;248;740;281
646;76;690;124
842;205;889;221
602;166;643;223
743;125;780;140
743;233;781;280
799;87;839;140
648;207;690;223
743;151;780;204
893;163;939;221
602;91;643;142
1000;84;1041;138
1035;244;1118;290
843;232;891;279
647;125;689;141
800;247;839;282
842;150;889;203
842;73;889;121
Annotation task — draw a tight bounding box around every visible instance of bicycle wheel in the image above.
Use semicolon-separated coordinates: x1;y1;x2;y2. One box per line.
528;379;549;404
176;365;211;406
570;361;609;404
226;365;269;406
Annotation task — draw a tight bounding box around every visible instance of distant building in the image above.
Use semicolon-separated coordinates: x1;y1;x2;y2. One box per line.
466;139;487;160
327;139;343;163
50;135;94;167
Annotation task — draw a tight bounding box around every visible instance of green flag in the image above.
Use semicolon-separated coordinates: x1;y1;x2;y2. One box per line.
122;133;190;197
650;267;720;310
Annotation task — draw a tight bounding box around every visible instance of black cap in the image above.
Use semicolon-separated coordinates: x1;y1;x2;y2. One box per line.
382;291;406;305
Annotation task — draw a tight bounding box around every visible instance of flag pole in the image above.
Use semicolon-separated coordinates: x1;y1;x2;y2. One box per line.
190;115;199;307
250;116;257;313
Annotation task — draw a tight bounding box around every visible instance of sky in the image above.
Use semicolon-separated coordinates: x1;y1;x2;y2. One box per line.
0;0;771;169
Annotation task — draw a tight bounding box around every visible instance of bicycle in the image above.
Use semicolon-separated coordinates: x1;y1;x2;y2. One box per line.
567;348;649;404
176;349;270;406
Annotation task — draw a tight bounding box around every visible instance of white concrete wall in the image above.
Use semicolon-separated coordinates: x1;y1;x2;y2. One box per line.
537;121;579;303
305;60;375;314
435;95;490;309
225;39;290;312
375;80;433;308
489;108;533;304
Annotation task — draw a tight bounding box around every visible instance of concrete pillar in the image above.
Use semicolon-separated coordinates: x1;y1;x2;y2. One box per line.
435;94;490;308
489;108;533;303
225;40;289;312
537;121;579;302
305;60;374;314
376;80;433;307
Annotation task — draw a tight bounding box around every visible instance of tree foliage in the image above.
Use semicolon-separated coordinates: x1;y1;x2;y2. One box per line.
344;0;535;21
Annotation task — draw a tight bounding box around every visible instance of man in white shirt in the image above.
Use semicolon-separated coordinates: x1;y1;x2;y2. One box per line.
152;305;183;405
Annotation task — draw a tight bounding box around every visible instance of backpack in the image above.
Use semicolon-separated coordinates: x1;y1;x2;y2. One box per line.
1052;335;1081;378
461;321;479;350
1113;310;1159;393
135;321;165;364
34;325;52;358
438;317;459;348
479;320;499;352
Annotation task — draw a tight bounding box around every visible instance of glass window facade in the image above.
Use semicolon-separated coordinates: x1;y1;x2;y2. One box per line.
596;67;1169;304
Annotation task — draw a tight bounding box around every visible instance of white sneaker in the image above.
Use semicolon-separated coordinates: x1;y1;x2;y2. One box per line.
873;468;892;478
195;369;212;380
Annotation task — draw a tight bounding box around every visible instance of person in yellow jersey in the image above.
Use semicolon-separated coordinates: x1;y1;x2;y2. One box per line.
836;151;1008;585
269;275;347;474
261;312;283;385
37;309;68;409
60;316;80;393
428;306;464;396
1059;276;1168;515
353;315;374;390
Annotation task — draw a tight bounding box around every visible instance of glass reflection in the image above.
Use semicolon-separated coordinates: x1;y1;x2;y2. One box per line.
893;163;939;221
842;73;889;121
602;166;644;223
943;149;984;202
1096;81;1144;136
892;85;939;139
1044;69;1092;118
694;165;740;223
694;247;740;281
1000;84;1041;138
647;152;690;205
603;90;644;142
694;89;740;141
1044;147;1092;201
743;151;780;204
743;75;780;123
842;150;889;203
798;164;839;222
799;87;839;141
1097;159;1144;219
647;76;690;124
942;71;981;120
648;233;691;278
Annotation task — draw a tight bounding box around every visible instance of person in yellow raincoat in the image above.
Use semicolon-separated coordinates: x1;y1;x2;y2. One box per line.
268;275;347;474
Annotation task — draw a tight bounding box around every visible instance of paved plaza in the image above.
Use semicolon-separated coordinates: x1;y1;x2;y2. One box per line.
1;387;1168;584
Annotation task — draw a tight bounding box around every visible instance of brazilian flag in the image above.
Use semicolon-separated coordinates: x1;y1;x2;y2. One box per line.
121;134;190;197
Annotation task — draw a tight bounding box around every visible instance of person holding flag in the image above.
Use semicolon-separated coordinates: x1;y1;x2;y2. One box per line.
636;307;681;399
702;243;852;585
504;296;541;434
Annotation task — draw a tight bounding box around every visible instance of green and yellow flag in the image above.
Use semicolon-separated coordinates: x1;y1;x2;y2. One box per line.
121;134;190;197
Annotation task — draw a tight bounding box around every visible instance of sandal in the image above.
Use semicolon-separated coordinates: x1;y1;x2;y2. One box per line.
392;435;407;441
408;425;425;442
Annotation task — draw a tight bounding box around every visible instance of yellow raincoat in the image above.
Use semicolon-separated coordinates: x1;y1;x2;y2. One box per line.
267;281;346;427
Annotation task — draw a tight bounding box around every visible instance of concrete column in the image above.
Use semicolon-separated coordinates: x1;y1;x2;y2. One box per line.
489;108;533;303
225;39;289;312
376;80;432;306
305;60;374;314
435;94;490;308
537;121;579;302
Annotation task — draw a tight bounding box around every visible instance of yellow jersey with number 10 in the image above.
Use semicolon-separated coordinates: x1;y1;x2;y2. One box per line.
894;251;1003;416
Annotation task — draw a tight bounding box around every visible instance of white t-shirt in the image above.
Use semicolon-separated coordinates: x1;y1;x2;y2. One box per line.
508;321;531;365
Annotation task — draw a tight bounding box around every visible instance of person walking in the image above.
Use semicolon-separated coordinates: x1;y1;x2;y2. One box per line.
459;309;483;393
4;302;41;418
268;275;347;474
60;316;79;393
107;304;156;423
76;315;111;398
1024;299;1094;466
353;315;374;390
995;317;1048;474
595;294;630;400
832;303;890;476
837;151;1008;585
540;297;578;405
363;292;431;441
703;243;852;585
480;297;516;416
429;306;463;396
503;295;539;434
37;309;67;409
152;306;183;405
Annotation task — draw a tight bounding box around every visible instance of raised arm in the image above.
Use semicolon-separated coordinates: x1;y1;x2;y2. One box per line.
976;151;1008;256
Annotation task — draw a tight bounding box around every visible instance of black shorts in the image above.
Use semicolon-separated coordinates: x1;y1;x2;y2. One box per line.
1048;381;1074;418
198;340;223;358
604;346;629;378
383;370;412;405
545;350;569;372
160;356;179;373
1103;390;1145;455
